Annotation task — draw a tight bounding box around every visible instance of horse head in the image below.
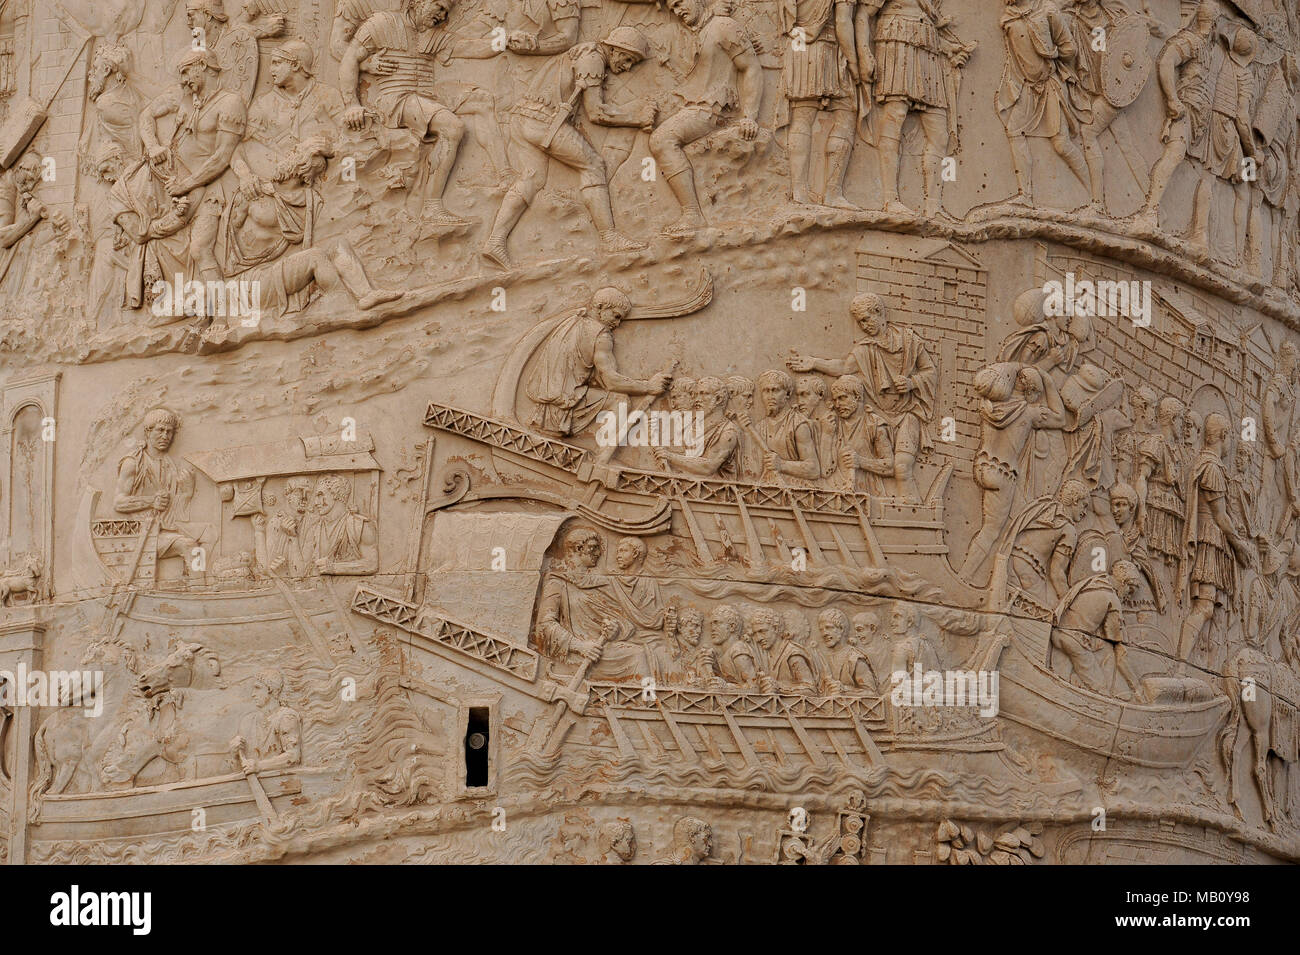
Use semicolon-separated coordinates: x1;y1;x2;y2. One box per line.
137;639;224;698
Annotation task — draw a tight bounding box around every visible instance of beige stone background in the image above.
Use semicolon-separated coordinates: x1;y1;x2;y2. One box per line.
0;0;1296;863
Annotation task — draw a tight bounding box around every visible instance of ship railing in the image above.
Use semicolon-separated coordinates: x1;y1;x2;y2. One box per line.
351;584;540;683
422;401;884;513
586;682;884;721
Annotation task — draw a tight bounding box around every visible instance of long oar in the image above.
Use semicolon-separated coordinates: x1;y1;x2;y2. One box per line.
592;357;680;468
530;620;616;756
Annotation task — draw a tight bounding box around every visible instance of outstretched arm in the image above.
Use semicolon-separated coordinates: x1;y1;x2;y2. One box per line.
787;353;852;376
584;75;653;128
509;8;579;55
452;32;507;60
592;333;670;396
655;429;738;476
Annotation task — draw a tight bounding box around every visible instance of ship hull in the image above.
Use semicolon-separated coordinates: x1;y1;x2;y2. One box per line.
998;618;1230;769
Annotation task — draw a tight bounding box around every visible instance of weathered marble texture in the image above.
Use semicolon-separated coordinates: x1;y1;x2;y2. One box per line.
0;0;1296;864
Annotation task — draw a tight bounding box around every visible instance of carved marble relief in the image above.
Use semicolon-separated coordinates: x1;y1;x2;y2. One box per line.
0;0;1296;866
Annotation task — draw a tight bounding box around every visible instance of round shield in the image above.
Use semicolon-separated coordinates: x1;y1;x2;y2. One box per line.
1101;18;1156;109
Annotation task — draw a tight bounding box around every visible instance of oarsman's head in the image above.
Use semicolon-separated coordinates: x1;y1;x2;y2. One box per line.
313;474;352;515
599;821;636;862
709;604;743;646
142;408;181;453
186;0;227;30
1059;479;1091;524
562;526;603;569
270;39;314;89
757;369;794;417
602;27;649;75
591;287;632;329
725;376;754;413
850;292;888;339
1203;412;1231;453
89;44;129;100
818;608;850;649
1155;396;1185;439
795;375;827;416
830;375;867;419
406;0;453;30
177;47;222;96
694;376;730;416
251;668;285;708
1108;482;1138;528
783;611;810;644
746;608;782;651
284;477;312;512
614;536;647;572
673;816;712;862
667;0;704;29
851;610;880;646
667;376;696;413
678;606;703;647
1110;560;1141;601
889;601;917;637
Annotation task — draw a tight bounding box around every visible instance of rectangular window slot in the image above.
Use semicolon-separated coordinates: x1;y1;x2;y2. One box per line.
465;707;490;788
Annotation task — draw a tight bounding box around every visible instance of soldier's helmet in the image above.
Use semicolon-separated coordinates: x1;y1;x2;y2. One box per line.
604;26;650;62
274;39;316;77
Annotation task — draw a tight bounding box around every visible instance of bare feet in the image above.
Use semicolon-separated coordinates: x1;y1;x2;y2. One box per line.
822;192;860;211
358;289;402;310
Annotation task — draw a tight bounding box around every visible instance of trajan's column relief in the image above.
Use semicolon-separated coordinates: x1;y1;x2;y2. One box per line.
0;0;1295;865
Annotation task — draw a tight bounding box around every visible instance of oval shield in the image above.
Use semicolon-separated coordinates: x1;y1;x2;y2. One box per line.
1101;17;1156;109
